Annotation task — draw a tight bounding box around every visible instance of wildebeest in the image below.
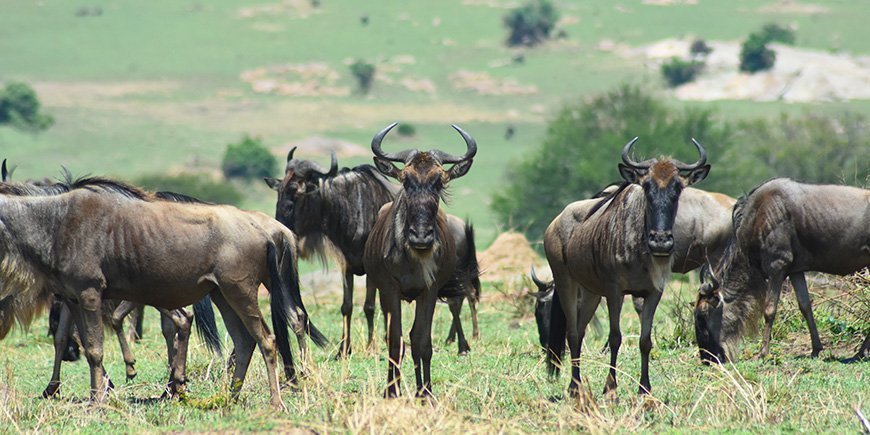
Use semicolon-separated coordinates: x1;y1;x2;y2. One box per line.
363;122;476;397
531;186;735;350
264;148;480;357
695;178;869;363
0;176;323;408
545;137;710;397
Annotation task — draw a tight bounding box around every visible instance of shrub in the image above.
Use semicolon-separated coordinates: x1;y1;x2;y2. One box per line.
661;57;702;87
503;0;559;47
0;82;54;132
397;123;416;137
349;59;375;94
490;85;731;244
221;135;277;180
136;173;243;206
760;23;795;45
739;32;776;73
690;39;713;58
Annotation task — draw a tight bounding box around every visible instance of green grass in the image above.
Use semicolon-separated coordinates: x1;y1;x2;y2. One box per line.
0;279;865;433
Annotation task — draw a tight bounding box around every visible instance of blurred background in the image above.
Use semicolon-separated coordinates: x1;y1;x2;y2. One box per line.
1;0;868;248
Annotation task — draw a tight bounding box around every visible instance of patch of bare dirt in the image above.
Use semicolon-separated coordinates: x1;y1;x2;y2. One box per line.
641;0;697;5
33;81;181;107
460;0;521;9
237;0;321;19
449;70;538;96
626;38;870;102
758;1;829;15
478;231;544;285
272;136;369;159
241;63;350;97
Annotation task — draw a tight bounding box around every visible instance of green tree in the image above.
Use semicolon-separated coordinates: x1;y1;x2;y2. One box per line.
503;0;559;47
491;85;731;243
739;32;777;73
760;23;796;45
0;82;54;132
661;57;702;87
350;59;376;94
136;173;243;205
222;135;277;180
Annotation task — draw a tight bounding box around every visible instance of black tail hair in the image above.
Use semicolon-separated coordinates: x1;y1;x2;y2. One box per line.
270;237;328;348
464;222;482;304
546;289;566;377
192;294;223;356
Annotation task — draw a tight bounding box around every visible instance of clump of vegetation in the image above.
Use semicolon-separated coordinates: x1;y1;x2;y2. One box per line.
0;82;54;132
661;57;703;88
690;39;713;59
349;59;376;94
739;33;777;73
760;22;796;45
503;0;559;47
136;173;243;205
221;135;277;181
396;123;416;137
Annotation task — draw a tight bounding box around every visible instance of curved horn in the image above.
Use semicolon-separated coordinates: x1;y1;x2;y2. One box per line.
371;122;406;162
326;150;338;177
1;159;7;182
433;124;478;164
287;146;297;163
620;137;652;170
530;266;547;288
674;138;708;171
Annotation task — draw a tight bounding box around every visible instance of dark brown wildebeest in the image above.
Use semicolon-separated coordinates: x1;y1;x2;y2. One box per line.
264;149;481;357
363;122;476;397
545;137;710;398
0;176;323;408
531;186;736;350
695;178;869;363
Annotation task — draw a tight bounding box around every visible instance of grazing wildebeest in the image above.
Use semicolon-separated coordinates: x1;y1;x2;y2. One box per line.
531;186;736;350
0;176;323;408
0;167;225;398
363;122;476;397
695;178;869;363
545;137;710;398
264;149;481;357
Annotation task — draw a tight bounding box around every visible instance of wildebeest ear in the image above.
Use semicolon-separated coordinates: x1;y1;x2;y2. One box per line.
373;156;402;179
263;177;281;191
685;164;711;186
618;163;644;184
446;159;473;181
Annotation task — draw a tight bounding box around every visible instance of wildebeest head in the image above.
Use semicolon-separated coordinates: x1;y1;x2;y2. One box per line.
263;147;338;231
370;122;476;252
694;263;726;363
529;266;553;349
617;137;710;256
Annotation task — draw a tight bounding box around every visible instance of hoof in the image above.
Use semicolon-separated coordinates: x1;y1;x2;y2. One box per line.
126;371;137;381
334;346;352;360
42;382;61;399
383;387;400;399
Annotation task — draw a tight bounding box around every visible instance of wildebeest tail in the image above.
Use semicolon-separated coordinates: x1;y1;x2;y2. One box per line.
0;288;52;340
546;289;566;377
464;222;482;303
438;221;482;301
270;236;328;348
192;294;223;356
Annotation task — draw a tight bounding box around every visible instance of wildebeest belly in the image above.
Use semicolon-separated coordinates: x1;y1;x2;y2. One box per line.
103;280;215;310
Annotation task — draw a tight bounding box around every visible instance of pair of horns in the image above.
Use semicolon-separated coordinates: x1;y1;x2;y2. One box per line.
371;122;477;164
621;137;707;171
286;146;338;177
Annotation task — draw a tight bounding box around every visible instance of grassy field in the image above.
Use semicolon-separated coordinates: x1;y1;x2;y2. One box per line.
0;277;866;433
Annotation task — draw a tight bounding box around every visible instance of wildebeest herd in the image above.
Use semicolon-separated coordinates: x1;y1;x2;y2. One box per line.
0;124;867;409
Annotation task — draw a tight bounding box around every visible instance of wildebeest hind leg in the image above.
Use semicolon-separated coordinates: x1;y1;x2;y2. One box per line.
446;297;470;355
759;273;786;359
210;292;256;402
336;270;355;359
789;273;823;357
158;308;193;399
364;278;377;348
110;301;142;381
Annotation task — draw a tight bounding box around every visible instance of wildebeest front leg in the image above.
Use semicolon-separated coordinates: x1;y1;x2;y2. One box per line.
603;294;624;397
411;293;438;397
110;300;142;381
337;269;355;359
70;288;110;403
364;277;377;348
759;272;787;359
381;288;403;398
43;302;74;398
446;297;470;355
638;291;661;395
789;273;823;357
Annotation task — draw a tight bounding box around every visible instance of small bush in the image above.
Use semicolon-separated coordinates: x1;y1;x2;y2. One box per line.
221;135;277;180
503;0;559;47
0;82;54;132
739;33;776;73
397;123;416;137
690;39;713;58
760;23;796;45
349;59;375;94
661;57;702;87
136;173;243;206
